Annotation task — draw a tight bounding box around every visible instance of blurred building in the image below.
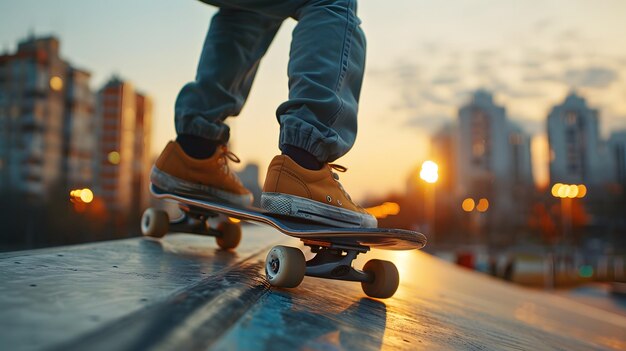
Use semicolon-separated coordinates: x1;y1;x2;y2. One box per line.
456;91;533;235
429;90;533;244
236;163;262;207
609;131;626;189
0;35;95;200
95;77;152;217
547;92;613;187
431;124;456;193
65;68;96;189
430;124;457;241
133;93;153;212
608;131;626;235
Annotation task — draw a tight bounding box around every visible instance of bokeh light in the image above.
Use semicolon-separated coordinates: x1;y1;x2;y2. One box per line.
476;198;489;212
419;160;439;184
566;184;578;198
70;188;94;205
551;183;562;197
462;198;475;212
576;184;587;198
366;202;401;219
551;183;587;199
49;76;63;91
578;265;594;278
108;151;121;165
80;188;93;203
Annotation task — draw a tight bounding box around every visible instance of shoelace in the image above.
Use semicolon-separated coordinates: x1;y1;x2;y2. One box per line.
328;163;353;202
217;146;242;182
222;148;241;164
329;163;347;173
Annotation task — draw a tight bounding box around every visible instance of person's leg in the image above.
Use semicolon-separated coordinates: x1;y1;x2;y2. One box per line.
277;0;366;163
153;8;282;206
262;0;376;228
175;8;283;150
197;0;302;20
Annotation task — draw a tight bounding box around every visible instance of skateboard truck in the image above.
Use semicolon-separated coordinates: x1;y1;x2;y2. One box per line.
264;242;399;298
168;205;219;236
302;240;372;283
141;205;242;250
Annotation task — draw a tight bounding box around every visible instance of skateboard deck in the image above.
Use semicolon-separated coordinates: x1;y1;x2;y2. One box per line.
150;185;426;251
144;184;428;298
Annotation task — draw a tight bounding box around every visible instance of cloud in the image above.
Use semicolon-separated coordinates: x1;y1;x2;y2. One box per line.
522;59;542;69
522;64;620;90
532;18;553;33
501;87;545;99
601;112;626;135
472;50;502;75
369;61;421;86
394;63;421;81
473;62;492;75
431;72;461;85
564;67;619;88
475;49;498;60
420;89;454;106
552;50;573;62
403;113;453;132
373;36;625;136
511;117;543;135
557;29;581;43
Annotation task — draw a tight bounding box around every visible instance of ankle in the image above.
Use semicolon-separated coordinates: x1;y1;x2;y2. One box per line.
176;134;219;159
282;145;323;170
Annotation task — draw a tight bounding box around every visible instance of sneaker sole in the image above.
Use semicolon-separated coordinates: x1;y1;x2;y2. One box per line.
150;166;253;207
260;192;377;228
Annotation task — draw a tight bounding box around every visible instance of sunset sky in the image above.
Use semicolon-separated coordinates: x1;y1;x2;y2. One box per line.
2;0;626;201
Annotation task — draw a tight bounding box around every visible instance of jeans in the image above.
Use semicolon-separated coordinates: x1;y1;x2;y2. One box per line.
174;0;366;162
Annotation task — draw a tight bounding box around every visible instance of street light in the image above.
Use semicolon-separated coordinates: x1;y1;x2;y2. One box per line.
461;197;489;242
70;188;94;213
462;198;475;212
551;183;586;199
549;183;587;287
461;198;489;213
551;183;586;244
419;160;438;242
419;160;439;184
476;198;489;212
70;188;94;204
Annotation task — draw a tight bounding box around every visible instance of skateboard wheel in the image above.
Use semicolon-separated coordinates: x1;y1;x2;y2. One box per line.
215;220;242;250
141;208;169;238
361;259;399;299
265;245;306;288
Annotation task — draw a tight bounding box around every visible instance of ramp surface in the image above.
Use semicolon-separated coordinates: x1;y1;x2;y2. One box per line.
1;225;625;350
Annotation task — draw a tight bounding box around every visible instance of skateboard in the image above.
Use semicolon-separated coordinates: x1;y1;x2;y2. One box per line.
142;185;427;299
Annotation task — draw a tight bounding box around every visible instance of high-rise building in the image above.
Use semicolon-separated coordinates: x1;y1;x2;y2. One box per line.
0;35;94;199
430;123;458;242
454;90;533;235
65;67;96;189
431;123;456;193
95;77;152;216
508;123;533;188
236;163;262;207
547;92;612;186
132;93;152;213
609;131;626;188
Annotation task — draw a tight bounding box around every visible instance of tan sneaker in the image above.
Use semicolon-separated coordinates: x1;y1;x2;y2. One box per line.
261;155;377;228
150;141;253;206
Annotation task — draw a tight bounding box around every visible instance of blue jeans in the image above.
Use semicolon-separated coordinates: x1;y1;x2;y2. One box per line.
175;0;366;162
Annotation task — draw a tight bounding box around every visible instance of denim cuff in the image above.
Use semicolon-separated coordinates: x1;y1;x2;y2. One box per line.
279;120;349;163
175;117;230;144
